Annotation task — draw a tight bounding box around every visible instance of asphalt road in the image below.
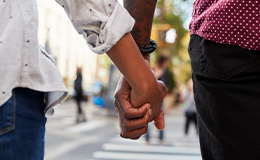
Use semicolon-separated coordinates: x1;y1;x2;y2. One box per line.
44;100;201;160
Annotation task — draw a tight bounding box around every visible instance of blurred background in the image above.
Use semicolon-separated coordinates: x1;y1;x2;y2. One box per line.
37;0;201;159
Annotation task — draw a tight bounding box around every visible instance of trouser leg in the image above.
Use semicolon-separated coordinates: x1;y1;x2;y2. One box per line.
0;88;47;160
189;35;260;160
145;126;150;142
191;112;198;134
76;98;82;114
159;130;163;141
185;113;190;135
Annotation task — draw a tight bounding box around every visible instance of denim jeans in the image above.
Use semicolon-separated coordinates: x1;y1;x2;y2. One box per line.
189;35;260;160
146;103;164;142
0;88;47;160
145;123;164;142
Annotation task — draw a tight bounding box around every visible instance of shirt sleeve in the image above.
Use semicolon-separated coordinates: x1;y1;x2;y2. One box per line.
55;0;135;54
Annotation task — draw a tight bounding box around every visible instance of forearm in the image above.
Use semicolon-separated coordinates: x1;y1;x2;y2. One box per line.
123;0;157;46
107;33;157;96
124;0;157;61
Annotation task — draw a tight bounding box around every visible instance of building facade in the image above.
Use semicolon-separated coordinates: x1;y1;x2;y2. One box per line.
37;0;98;90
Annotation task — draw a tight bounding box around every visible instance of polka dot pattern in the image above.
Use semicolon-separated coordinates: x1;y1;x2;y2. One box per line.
189;0;260;51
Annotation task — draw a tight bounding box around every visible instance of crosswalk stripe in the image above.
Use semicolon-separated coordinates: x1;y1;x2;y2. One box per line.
65;120;107;133
109;137;145;145
46;136;99;160
173;141;200;147
102;143;201;155
93;151;202;160
109;137;200;147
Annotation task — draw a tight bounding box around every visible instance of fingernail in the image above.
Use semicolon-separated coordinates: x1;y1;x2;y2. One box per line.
146;105;151;110
148;108;152;117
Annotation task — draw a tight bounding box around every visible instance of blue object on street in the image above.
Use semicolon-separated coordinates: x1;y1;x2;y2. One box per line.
93;96;105;107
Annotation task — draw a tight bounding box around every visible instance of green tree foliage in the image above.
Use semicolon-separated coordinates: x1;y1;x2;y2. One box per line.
153;0;193;85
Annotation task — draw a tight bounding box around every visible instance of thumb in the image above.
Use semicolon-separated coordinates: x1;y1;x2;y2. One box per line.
158;80;168;98
153;109;165;131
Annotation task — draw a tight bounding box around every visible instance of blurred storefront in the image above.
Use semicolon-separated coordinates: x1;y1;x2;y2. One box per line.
37;0;98;91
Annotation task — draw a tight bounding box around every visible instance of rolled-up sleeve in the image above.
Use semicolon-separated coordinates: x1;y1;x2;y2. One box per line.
55;0;135;54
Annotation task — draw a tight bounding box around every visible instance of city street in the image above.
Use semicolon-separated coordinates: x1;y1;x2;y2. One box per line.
45;100;201;160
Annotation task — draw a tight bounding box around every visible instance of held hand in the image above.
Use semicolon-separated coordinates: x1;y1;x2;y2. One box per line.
114;76;151;139
129;61;168;125
114;75;167;139
107;33;167;139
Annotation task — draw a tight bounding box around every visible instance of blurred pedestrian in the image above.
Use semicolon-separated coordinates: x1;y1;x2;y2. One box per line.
146;55;170;145
74;68;86;123
182;79;197;136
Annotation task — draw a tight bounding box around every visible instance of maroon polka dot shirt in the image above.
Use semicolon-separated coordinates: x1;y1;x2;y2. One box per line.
189;0;260;51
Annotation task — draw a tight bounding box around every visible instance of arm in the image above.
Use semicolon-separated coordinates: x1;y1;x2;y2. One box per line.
124;0;157;60
107;33;167;121
108;4;167;137
55;0;161;105
115;0;166;136
55;0;166;139
107;33;157;97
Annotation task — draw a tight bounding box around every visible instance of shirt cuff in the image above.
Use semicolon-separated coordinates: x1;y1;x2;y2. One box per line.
83;2;135;54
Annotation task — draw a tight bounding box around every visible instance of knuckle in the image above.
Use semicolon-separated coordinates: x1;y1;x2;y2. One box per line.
124;121;131;130
113;99;117;107
124;110;131;119
114;92;120;100
122;131;130;138
114;107;119;114
120;132;125;138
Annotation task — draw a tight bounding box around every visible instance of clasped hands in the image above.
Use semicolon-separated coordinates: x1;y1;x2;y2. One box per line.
114;62;168;140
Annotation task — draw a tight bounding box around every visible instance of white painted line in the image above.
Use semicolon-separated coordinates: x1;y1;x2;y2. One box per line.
102;143;201;155
46;136;99;160
93;152;202;160
65;120;107;133
109;137;145;145
173;142;200;148
109;137;200;148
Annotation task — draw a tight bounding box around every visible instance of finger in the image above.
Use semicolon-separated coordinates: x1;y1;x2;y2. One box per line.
114;100;125;128
116;96;151;119
115;75;150;119
121;109;150;131
129;125;148;140
158;80;168;97
115;99;150;131
153;109;165;131
120;125;148;139
130;136;142;140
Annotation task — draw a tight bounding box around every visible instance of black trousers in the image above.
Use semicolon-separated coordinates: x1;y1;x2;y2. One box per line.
185;112;197;135
188;35;260;160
